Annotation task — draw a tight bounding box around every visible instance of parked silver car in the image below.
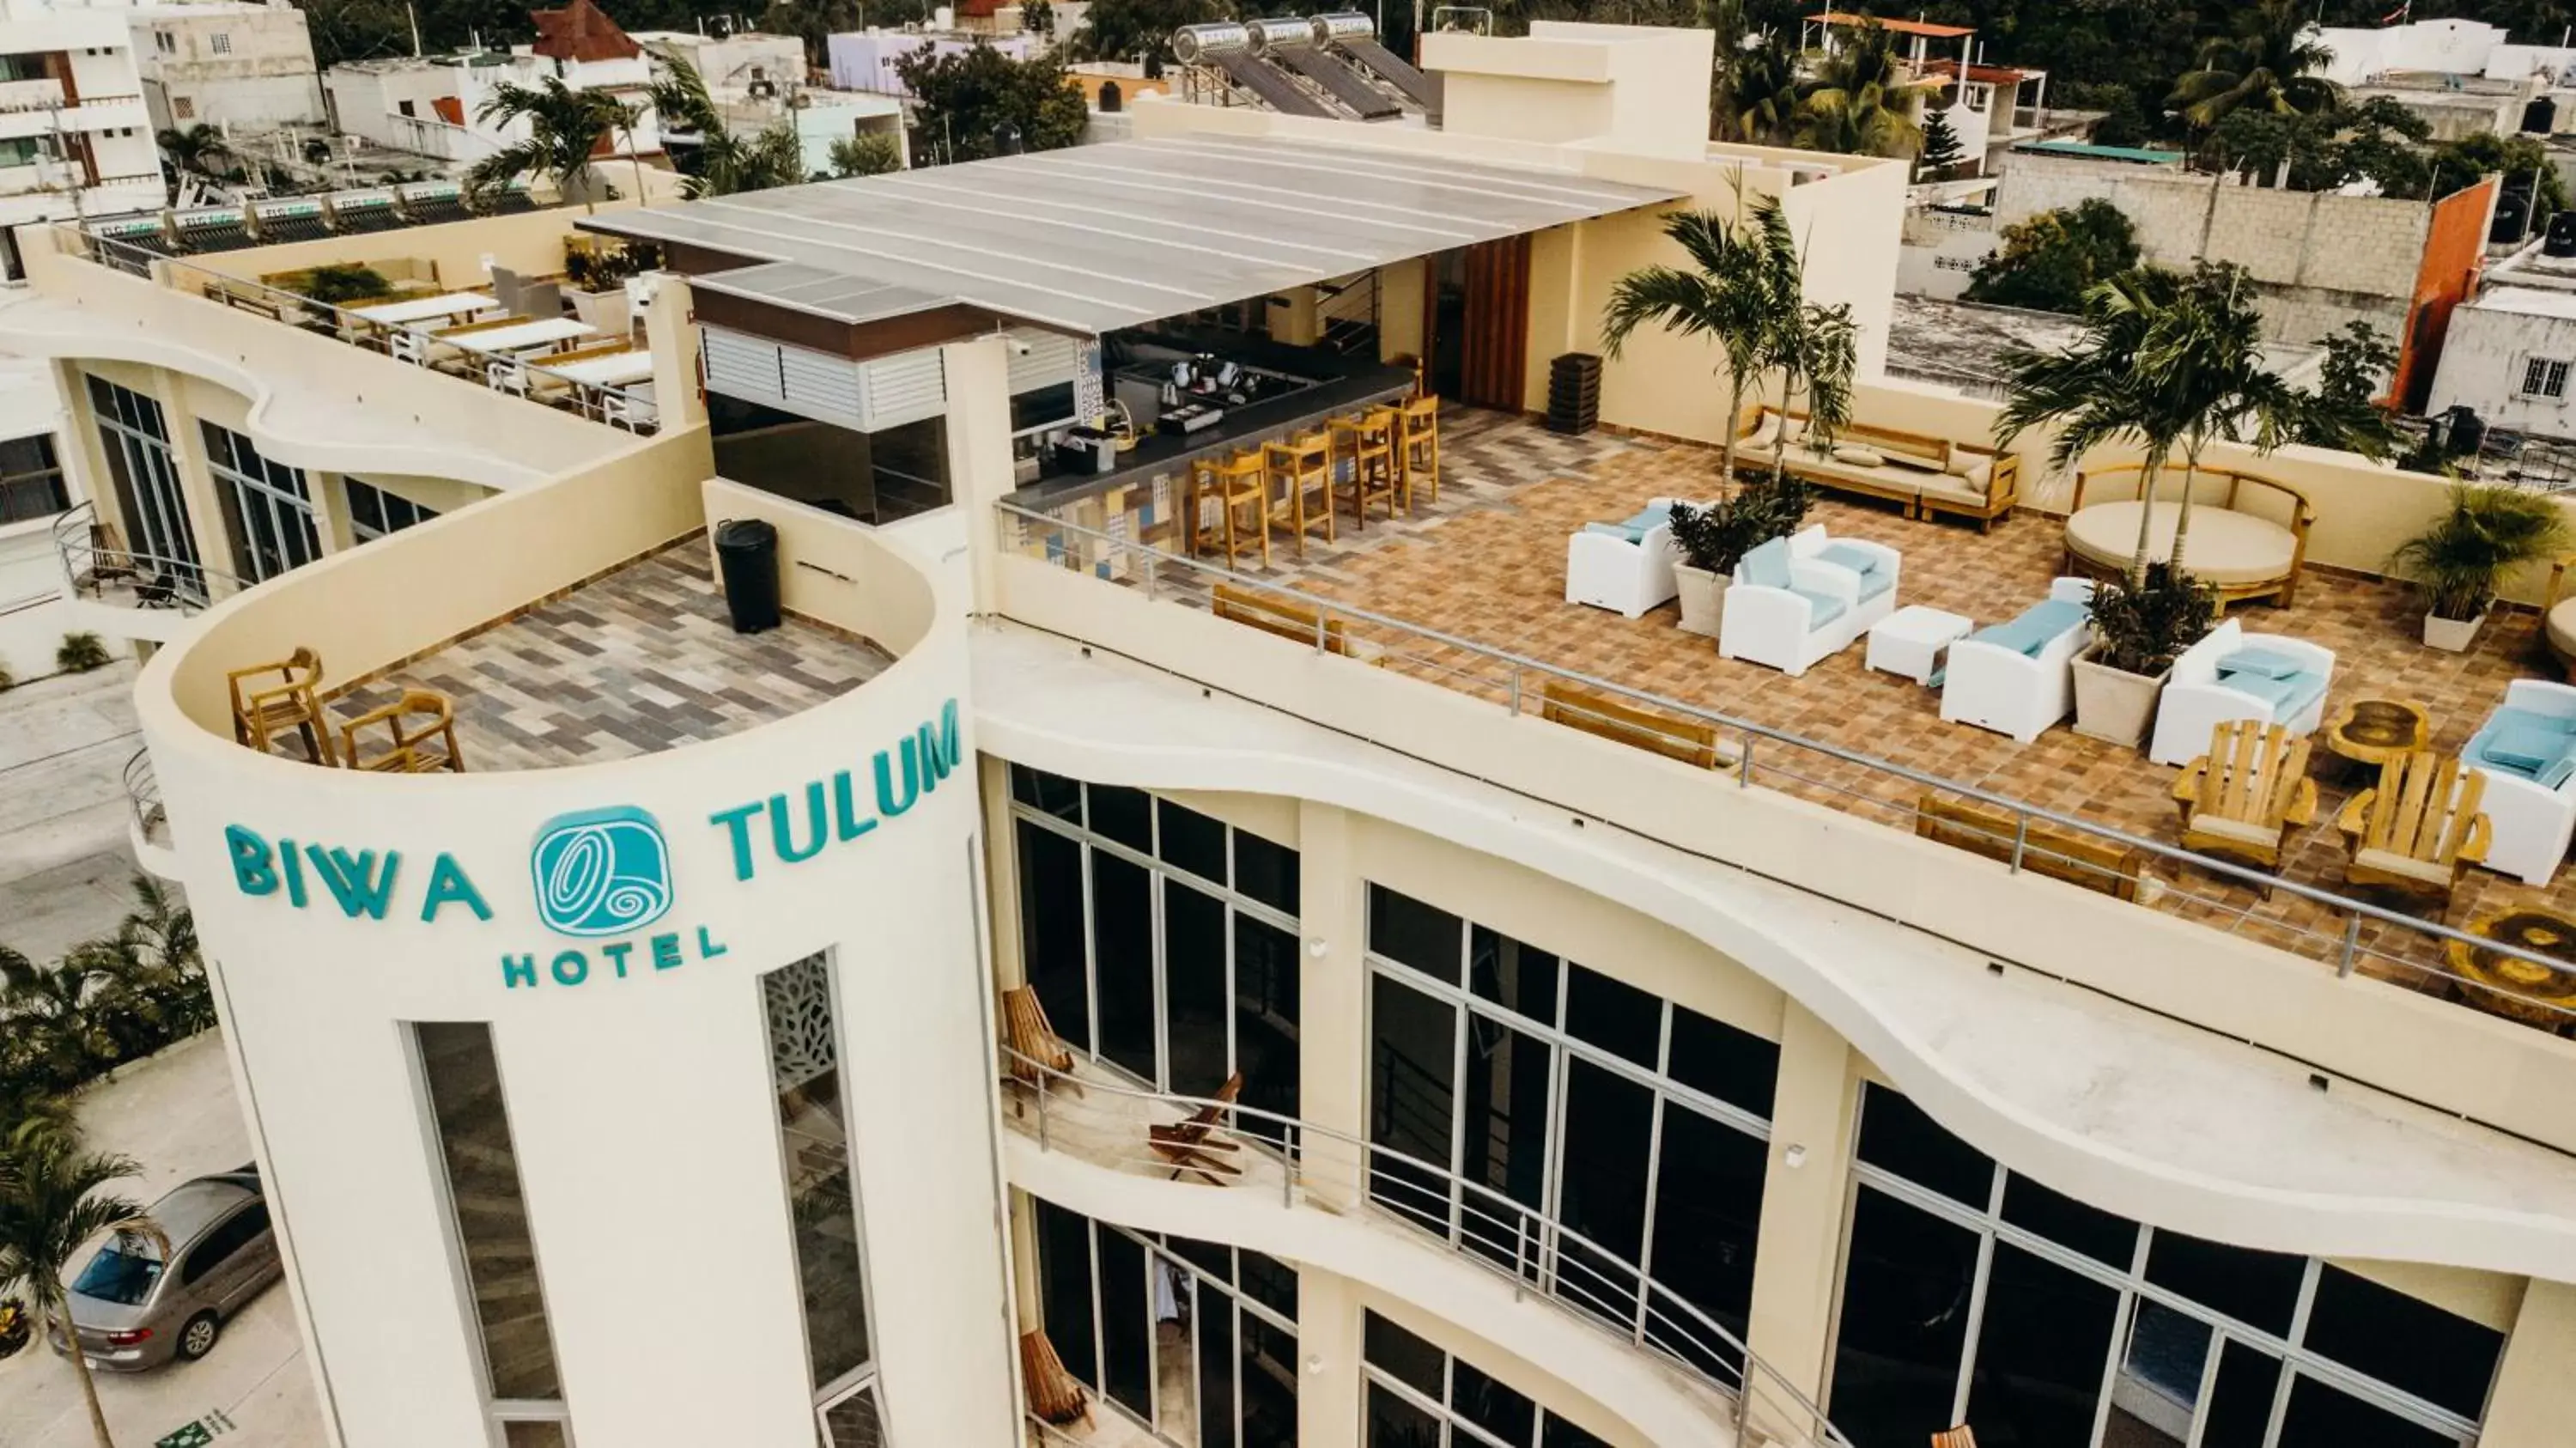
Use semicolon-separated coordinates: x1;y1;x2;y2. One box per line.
51;1165;280;1371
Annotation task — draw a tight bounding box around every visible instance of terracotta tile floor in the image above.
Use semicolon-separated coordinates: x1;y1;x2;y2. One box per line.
1137;410;2576;1020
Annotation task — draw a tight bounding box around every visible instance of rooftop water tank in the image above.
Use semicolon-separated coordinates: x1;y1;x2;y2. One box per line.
1171;21;1252;64
2547;210;2576;258
2493;188;2532;245
2525;94;2557;134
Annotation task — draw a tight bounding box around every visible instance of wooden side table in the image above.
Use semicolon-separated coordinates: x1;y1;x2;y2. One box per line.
2323;697;2430;778
2445;905;2576;1031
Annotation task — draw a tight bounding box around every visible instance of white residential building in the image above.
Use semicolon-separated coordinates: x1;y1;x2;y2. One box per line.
128;0;320;133
827;27;1035;98
0;0;163;277
323;0;664;169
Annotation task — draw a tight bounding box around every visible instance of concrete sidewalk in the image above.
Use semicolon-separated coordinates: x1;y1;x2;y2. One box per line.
0;660;148;964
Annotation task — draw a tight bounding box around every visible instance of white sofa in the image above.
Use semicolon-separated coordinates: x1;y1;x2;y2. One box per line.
1939;578;2095;744
1565;496;1692;619
2145;618;2336;766
2464;679;2576;885
1717;525;1901;677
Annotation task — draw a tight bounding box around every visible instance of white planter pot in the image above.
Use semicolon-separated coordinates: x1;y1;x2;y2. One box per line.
2070;646;2168;748
2421;608;2488;653
1675;565;1727;636
568;286;632;338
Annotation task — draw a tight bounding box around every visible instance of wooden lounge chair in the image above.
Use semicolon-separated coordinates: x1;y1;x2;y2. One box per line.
1021;1329;1095;1428
998;984;1083;1116
1931;1428;1979;1448
1914;793;2145;902
1540;679;1727;770
2336;750;2490;918
1213;583;1352;655
2172;721;2316;883
228;648;336;765
338;689;465;774
1147;1072;1244;1185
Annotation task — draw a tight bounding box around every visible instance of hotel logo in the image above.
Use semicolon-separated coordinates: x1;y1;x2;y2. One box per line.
529;806;675;939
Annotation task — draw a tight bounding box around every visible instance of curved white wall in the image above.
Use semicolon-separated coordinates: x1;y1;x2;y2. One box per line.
136;521;1017;1447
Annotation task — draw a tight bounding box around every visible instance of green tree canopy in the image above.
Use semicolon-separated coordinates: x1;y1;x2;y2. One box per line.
1796;19;1920;157
1917;109;1965;179
898;44;1089;163
2166;0;2342;131
1069;0;1225;76
1964;198;2142;315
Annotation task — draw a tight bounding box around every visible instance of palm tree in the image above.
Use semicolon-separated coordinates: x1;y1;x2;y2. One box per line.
0;1118;164;1448
153;125;231;204
646;56;807;198
2128;265;2302;573
466;76;627;214
1601;196;1800;490
1720;33;1800;145
1766;301;1860;487
1796;20;1920;158
2166;0;2342;131
1;946;114;1089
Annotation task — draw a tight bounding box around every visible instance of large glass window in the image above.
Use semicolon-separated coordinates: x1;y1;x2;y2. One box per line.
760;952;884;1445
413;1022;570;1441
1034;1199;1297;1446
86;374;201;594
345;478;439;541
0;434;67;526
1364;884;1778;1374
201;421;320;583
1826;1084;2500;1448
709;394;951;526
1361;1310;1610;1448
1011;766;1301;1126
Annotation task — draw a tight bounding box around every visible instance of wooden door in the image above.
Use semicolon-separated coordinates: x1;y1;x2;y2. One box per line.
1457;234;1531;411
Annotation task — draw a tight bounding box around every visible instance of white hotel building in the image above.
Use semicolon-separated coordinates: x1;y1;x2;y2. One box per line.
8;20;2576;1448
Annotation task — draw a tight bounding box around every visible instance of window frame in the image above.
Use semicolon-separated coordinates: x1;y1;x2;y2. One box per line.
2521;355;2571;400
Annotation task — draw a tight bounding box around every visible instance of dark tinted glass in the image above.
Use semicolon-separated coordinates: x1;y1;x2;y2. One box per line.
1370;974;1456;1231
1163;882;1230;1097
1370;885;1461;981
1468;925;1558;1025
1196;1280;1237;1448
2276;1373;2455;1448
1667;1006;1778;1118
1555;1057;1652;1329
1541;1415;1613;1448
1856;1084;1994;1207
1459;1014;1552;1272
1240;1249;1297;1321
1034;1200;1098;1383
1234;830;1300;916
1088;784;1153;852
1367;1380;1442;1448
1364;1311;1445;1398
1091;852;1155;1080
2302;1266;2500;1421
1010;764;1081;821
1242;1317;1298;1446
70;1242;161;1305
2199;1340;2282;1448
2143;1230;2304;1335
1453;1358;1536;1445
1017;819;1090;1053
1648;1102;1766;1358
1829;1189;1978;1448
1170;1233;1231;1281
2000;1173;2138;1269
1234;915;1301;1132
1157;799;1228;884
1564;964;1660;1067
1963;1244;2118;1448
1098;1227;1151;1417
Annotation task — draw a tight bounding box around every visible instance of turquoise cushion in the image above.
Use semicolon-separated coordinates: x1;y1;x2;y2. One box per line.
1819;542;1883;579
2220;647;2306;679
2479;723;2567;774
1744;538;1791;588
2492;705;2576;738
1966;618;2049;655
1619;507;1666;532
2020;597;2087;640
2228;670;2327;719
1583;520;1643;544
1788;587;1846;628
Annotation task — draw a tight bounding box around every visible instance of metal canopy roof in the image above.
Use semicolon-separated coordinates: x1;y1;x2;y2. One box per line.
587;134;1684;336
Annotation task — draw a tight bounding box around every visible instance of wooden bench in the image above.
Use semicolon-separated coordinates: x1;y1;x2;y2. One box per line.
999;984;1083;1116
1913;793;2144;902
2336;750;2489;919
1540;680;1728;770
1021;1329;1094;1428
1147;1071;1244;1185
1213;583;1352;655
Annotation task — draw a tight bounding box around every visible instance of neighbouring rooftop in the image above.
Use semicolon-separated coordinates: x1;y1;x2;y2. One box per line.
324;545;892;770
1886;295;2324;399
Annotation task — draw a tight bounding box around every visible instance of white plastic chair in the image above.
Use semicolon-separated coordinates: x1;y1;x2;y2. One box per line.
1717;525;1901;677
2146;619;2337;766
1939;578;2096;744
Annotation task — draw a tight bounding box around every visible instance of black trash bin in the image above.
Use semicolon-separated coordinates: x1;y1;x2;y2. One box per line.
714;518;781;634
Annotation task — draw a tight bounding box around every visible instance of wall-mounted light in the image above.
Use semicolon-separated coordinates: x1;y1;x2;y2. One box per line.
1305;1354;1327;1376
1783;1144;1808;1168
1306;937;1327;959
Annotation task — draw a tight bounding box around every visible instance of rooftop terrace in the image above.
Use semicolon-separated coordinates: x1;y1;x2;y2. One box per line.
321;545;892;771
1005;410;2576;1032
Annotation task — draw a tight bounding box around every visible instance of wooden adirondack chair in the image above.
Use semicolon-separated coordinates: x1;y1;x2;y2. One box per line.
2172;721;2317;884
999;984;1082;1116
1146;1072;1245;1185
2336;750;2490;918
1930;1429;1979;1448
1021;1329;1095;1428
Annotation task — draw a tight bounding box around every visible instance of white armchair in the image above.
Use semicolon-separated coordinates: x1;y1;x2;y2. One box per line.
1939;578;2095;744
1565;496;1692;619
2146;619;2337;766
1717;526;1902;677
2464;679;2576;885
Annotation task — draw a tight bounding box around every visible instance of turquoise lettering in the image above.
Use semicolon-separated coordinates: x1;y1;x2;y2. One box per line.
226;825;276;897
602;940;635;977
696;925;728;959
768;784;829;865
873;739;920;818
419;854;492;923
831;769;878;843
936;698;961;777
280;837;307;908
306;845;400;921
501;954;538;989
651;933;683;970
550;950;588;986
708;802;762;882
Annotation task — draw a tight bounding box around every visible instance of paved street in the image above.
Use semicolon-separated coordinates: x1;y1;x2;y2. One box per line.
0;661;148;964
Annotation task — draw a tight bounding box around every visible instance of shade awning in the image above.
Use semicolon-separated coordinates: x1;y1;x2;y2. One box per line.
585;134;1684;336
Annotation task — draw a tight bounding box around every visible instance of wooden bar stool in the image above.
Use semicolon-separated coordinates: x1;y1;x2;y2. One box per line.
1263;429;1335;558
1398;394;1441;510
1330;409;1399;530
1206;449;1271;568
1184;453;1223;557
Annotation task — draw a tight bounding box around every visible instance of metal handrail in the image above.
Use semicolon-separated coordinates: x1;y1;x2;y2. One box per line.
57;229;659;435
993;497;2576;1019
51;501;248;611
122;746;165;844
1003;1044;1854;1448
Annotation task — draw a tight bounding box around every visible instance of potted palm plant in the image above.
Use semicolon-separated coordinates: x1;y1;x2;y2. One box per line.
2391;484;2572;652
1668;478;1812;636
1600;197;1795;493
